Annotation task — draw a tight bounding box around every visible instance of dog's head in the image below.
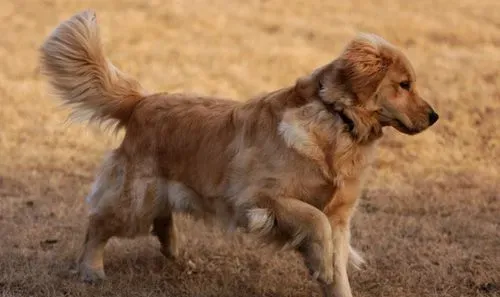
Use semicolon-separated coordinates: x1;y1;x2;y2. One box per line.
300;33;438;137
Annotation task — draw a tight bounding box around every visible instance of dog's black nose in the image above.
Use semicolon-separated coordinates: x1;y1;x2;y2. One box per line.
429;111;439;125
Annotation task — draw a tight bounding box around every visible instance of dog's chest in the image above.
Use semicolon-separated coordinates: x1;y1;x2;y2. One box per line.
330;138;375;181
279;111;375;182
278;109;376;210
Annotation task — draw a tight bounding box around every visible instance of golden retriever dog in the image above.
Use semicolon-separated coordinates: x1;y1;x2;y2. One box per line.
39;10;438;297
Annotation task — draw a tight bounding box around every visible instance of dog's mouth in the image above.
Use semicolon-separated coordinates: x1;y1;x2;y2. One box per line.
377;112;419;135
391;120;419;135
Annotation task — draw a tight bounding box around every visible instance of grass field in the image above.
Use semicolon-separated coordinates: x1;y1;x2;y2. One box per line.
0;0;499;296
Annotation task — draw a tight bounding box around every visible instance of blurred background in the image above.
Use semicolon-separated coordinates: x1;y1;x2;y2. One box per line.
0;1;498;296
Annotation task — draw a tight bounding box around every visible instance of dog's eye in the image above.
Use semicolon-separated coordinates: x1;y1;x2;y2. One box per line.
399;81;411;90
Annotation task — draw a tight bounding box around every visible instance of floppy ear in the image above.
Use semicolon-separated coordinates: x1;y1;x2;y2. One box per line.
295;63;333;100
295;34;393;106
295;58;369;109
340;34;393;102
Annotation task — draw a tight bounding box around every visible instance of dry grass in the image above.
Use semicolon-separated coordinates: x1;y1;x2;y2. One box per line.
1;0;499;296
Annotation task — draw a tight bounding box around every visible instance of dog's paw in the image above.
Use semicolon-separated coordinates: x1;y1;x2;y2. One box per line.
307;257;334;286
79;264;106;284
311;266;334;286
348;246;366;270
160;244;179;259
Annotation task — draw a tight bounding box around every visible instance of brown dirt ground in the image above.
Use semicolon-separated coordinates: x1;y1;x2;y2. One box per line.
0;0;499;296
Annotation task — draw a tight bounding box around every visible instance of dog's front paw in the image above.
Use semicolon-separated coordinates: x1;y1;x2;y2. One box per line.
310;264;334;286
79;264;106;284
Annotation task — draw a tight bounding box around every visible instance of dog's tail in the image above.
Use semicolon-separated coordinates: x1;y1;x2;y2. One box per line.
39;10;148;129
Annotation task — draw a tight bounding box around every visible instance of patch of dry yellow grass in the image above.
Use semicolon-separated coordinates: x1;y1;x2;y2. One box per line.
0;1;498;296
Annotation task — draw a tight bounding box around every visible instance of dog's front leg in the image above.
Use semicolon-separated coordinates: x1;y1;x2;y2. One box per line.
331;225;353;297
322;178;362;297
317;225;353;297
248;198;334;294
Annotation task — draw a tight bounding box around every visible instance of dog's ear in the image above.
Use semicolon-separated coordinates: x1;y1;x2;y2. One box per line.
295;63;333;100
295;34;393;106
339;34;393;102
295;59;361;108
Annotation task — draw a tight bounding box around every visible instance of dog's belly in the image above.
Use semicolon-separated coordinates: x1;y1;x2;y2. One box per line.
159;171;337;228
159;180;242;229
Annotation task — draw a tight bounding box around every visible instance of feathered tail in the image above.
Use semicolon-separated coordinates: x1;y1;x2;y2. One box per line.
39;10;147;129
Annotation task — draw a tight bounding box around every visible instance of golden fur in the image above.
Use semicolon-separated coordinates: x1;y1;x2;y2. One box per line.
39;10;438;297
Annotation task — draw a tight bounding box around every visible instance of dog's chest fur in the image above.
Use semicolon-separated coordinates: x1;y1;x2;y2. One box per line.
277;103;376;210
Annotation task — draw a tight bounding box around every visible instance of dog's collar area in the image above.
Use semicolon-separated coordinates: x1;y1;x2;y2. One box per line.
322;102;355;133
338;109;355;132
317;80;355;133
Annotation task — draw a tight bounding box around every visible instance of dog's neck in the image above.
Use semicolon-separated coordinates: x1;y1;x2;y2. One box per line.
276;85;379;182
319;98;355;133
248;80;383;145
313;80;383;144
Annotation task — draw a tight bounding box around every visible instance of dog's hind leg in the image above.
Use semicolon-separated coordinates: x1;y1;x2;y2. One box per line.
151;180;204;259
77;152;160;283
152;213;179;259
77;213;117;283
76;153;127;283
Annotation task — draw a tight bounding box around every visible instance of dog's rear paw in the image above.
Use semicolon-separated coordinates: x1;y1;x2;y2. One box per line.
79;264;106;284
